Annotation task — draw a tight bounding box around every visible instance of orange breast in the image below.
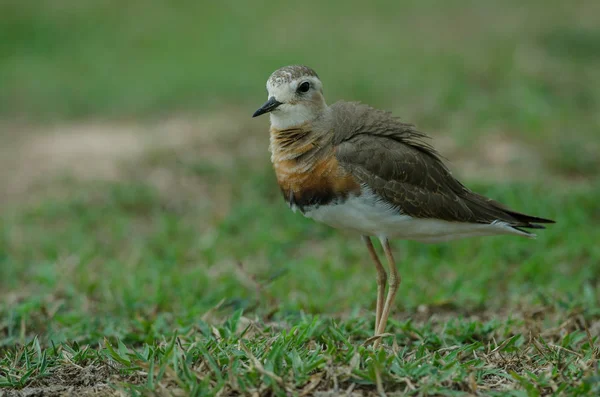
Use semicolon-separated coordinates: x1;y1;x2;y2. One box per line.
273;149;361;209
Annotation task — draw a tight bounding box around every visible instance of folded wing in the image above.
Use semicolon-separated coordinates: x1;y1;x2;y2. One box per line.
331;102;554;230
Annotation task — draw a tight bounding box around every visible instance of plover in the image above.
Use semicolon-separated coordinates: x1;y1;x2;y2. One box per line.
252;65;554;343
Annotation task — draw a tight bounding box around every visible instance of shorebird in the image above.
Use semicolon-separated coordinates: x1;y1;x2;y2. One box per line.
252;65;554;343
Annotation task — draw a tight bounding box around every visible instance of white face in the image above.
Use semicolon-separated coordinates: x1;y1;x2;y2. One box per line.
266;76;326;129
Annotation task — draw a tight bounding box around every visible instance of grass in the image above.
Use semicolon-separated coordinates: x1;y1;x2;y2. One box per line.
1;0;600;395
2;314;600;395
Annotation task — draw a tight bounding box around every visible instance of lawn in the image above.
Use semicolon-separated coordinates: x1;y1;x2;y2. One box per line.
1;0;600;395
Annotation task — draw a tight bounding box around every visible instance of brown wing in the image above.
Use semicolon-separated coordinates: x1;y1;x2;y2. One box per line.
331;104;553;228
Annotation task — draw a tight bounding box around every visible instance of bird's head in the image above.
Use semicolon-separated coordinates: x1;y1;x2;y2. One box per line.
252;65;327;129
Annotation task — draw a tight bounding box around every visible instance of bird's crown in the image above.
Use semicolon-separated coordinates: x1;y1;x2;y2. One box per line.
267;65;319;88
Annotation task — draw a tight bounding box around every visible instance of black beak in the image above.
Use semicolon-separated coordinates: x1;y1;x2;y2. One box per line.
252;97;282;118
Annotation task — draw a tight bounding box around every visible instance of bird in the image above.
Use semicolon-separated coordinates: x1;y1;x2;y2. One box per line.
252;65;554;345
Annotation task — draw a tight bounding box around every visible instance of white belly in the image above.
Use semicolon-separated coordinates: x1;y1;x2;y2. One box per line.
300;188;531;243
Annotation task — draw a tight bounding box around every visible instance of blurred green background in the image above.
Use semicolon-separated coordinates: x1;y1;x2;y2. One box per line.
1;0;599;343
1;0;598;134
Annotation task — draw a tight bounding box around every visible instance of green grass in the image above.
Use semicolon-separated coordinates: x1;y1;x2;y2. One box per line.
1;158;599;394
1;0;600;395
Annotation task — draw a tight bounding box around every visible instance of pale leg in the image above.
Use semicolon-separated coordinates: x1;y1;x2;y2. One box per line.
362;235;387;334
375;236;401;337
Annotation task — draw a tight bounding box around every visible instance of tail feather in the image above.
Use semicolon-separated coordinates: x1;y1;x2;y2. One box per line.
463;192;555;231
502;209;555;230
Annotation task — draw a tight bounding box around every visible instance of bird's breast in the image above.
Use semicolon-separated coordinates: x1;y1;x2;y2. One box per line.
272;149;361;213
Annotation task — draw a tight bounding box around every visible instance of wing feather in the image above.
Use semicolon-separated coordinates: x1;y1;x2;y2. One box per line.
330;102;554;228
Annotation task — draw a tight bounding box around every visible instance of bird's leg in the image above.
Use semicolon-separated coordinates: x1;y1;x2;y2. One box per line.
375;237;401;338
361;235;387;334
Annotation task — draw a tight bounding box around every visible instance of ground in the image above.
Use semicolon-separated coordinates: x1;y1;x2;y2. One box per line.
1;1;600;396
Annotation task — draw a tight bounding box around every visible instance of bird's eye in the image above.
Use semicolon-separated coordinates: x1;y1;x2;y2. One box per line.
297;81;310;93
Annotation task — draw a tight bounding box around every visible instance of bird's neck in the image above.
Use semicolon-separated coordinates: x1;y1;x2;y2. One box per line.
268;105;331;159
269;121;327;162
